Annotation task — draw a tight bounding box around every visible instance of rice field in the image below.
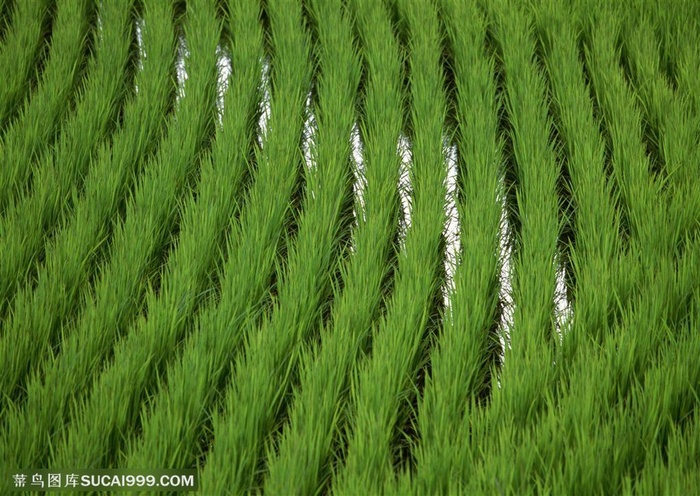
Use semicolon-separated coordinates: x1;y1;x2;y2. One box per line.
1;0;699;494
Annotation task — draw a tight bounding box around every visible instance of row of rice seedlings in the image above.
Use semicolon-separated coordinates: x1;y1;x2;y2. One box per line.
405;0;503;492
488;2;700;490
623;12;700;239
548;4;697;484
604;280;700;488
509;4;700;487
459;1;563;491
479;3;517;369
635;411;700;493
44;0;221;471
640;0;678;84
0;0;134;399
0;0;177;472
0;0;92;215
529;0;621;387
197;0;359;492
477;242;699;494
477;0;562;452
579;0;669;266
571;0;685;381
92;0;303;484
261;0;403;491
508;9;617;485
119;0;266;475
332;0;447;491
630;0;698;92
0;0;51;130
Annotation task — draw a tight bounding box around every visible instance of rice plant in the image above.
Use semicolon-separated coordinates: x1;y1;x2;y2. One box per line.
1;0;699;494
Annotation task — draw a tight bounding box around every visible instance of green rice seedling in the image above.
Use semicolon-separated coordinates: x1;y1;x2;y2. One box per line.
0;0;697;493
611;315;700;486
0;0;9;41
476;2;699;491
673;12;700;118
582;2;695;330
112;0;309;488
501;179;699;492
43;0;221;471
263;0;401;492
0;0;176;472
630;0;700;98
465;1;623;488
645;0;689;84
0;0;131;401
407;0;503;492
332;0;448;492
0;0;92;215
564;0;687;375
0;0;50;130
197;0;360;492
576;0;699;333
634;411;700;495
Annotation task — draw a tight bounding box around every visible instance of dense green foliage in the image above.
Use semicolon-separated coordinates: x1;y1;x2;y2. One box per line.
1;0;699;494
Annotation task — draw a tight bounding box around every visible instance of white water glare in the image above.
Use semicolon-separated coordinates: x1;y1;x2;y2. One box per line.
215;45;232;125
497;176;515;371
396;133;413;248
442;142;460;311
175;34;189;105
257;58;271;146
